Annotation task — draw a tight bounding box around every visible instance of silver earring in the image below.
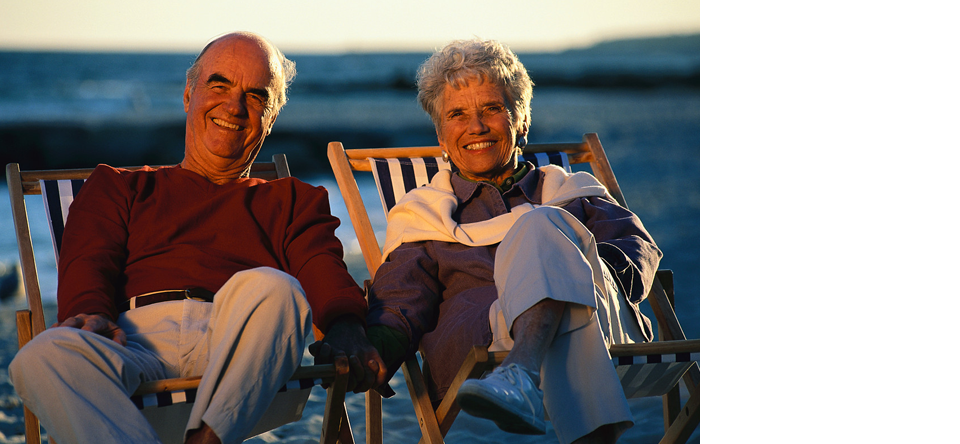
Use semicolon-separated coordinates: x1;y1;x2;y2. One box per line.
441;150;450;163
518;135;528;149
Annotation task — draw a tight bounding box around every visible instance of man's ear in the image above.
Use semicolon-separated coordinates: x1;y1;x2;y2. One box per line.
265;112;279;136
183;85;191;113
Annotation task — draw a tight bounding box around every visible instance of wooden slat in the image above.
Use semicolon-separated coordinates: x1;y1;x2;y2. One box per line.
659;386;699;444
328;142;383;276
7;165;47;336
17;160;283;195
366;392;383;444
432;347;495;436
404;358;445;444
321;359;351;444
343;142;596;173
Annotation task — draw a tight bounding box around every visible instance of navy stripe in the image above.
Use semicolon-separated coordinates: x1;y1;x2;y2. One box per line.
647;354;662;364
547;151;564;168
43;180;66;254
399;161;417;196
156;391;173;407
71;179;85;199
132;396;144;410
521;153;540;168
186;388;197;403
423;157;440;181
372;159;397;211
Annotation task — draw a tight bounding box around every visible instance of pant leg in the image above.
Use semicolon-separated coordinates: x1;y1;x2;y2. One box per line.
185;267;312;444
492;206;642;444
9;326;167;444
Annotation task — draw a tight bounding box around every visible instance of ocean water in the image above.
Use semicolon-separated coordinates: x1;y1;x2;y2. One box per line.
0;37;699;443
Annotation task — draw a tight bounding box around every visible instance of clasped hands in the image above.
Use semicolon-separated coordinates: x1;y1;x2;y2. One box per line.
309;315;387;393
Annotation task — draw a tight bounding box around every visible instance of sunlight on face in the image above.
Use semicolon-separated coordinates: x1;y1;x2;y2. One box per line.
436;77;528;184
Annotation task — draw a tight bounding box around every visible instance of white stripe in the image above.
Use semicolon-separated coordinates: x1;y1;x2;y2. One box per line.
171;391;187;404
437;156;452;171
387;159;406;209
410;158;430;188
57;180;75;227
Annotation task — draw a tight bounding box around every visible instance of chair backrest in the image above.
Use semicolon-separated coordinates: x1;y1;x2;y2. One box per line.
327;133;624;278
368;151;572;217
6;154;291;339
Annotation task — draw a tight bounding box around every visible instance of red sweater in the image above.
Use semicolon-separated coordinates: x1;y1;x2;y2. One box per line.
56;164;366;333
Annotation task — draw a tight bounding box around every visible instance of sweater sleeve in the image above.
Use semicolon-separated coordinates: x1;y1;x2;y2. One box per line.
56;165;132;322
284;182;366;334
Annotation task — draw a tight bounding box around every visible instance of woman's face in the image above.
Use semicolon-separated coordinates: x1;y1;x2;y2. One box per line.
436;77;528;184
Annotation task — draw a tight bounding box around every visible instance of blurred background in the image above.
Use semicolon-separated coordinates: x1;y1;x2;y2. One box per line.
0;1;699;442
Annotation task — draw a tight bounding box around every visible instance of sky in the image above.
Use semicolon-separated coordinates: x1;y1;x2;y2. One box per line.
1;0;699;53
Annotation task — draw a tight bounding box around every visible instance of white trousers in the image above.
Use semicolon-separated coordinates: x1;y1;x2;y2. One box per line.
488;207;646;444
9;267;312;444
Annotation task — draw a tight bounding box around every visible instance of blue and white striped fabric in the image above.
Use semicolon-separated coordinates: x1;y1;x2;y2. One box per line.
39;179;85;263
369;151;571;215
369;156;451;217
613;351;700;399
612;351;700;366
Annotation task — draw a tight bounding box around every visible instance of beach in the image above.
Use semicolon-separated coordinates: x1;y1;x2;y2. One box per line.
0;37;699;443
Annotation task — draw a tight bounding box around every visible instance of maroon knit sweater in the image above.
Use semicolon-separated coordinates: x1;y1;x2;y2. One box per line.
56;164;365;333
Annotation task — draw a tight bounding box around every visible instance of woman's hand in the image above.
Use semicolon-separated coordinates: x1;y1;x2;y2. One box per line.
53;313;127;346
309;316;387;393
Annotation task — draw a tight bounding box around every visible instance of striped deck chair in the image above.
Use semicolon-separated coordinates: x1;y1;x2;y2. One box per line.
327;133;700;444
6;154;358;444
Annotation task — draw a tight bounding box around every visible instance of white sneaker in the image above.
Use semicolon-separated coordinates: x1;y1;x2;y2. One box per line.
456;363;546;435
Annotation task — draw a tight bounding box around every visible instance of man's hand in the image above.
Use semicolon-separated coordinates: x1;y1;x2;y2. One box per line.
53;313;127;346
308;316;387;393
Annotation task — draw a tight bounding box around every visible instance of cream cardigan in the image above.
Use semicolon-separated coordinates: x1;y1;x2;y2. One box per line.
382;164;614;261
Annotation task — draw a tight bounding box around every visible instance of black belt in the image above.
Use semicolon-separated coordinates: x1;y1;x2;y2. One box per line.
122;288;215;312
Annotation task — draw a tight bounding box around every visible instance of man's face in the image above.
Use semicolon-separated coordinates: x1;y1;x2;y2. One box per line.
182;35;278;179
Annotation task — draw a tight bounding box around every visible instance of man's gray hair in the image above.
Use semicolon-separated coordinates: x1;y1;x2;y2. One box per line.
416;39;533;130
185;32;297;114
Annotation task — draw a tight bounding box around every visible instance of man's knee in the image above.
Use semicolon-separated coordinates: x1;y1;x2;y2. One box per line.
220;267;309;314
10;328;96;393
229;267;303;298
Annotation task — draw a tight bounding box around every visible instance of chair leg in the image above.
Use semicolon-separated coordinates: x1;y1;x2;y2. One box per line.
659;388;699;444
402;359;444;444
23;404;41;444
365;391;382;444
321;360;351;444
662;384;682;429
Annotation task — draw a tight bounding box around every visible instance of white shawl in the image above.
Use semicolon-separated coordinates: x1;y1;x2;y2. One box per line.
381;164;613;261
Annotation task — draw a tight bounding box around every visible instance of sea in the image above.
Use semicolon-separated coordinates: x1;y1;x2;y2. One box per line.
0;35;699;443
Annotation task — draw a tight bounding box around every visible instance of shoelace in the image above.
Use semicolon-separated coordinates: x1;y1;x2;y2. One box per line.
496;363;541;387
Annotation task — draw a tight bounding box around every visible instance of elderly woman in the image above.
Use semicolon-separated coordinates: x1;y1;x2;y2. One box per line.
365;39;661;444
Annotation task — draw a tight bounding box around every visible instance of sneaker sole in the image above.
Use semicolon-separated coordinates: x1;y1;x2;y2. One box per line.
456;387;546;435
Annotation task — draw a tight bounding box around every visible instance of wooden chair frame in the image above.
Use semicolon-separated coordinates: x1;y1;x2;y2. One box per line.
7;154;356;444
327;133;700;443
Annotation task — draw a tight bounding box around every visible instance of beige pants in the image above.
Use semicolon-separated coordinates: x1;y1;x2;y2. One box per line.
9;267;312;444
488;207;646;444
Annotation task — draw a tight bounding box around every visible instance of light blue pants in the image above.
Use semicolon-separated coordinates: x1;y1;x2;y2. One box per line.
490;207;646;444
9;267;312;444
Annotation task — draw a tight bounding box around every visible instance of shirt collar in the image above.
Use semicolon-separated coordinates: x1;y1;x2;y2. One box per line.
451;162;541;202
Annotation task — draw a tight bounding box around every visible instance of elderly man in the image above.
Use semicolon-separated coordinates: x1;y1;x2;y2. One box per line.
8;32;384;444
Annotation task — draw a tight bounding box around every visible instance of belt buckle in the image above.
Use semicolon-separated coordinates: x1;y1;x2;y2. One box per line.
184;289;205;302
